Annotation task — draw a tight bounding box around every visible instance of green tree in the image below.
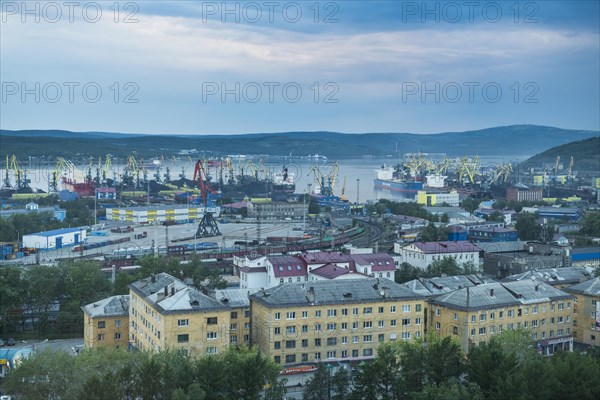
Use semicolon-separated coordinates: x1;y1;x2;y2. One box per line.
395;262;422;283
425;336;465;385
461;198;481;213
580;212;600;236
515;212;541;241
303;364;330;400
413;381;484;400
419;223;442;242
486;211;504;222
440;213;449;223
426;257;462;277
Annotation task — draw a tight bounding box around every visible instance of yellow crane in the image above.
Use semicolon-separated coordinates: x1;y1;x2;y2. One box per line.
567;156;574;179
340;176;348;201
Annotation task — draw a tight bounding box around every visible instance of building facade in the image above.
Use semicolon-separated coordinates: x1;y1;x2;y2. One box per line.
506;184;543;202
106;205;220;224
564;277;600;347
82;295;130;349
250;279;425;365
468;227;519;242
128;273;235;357
22;227;87;250
250;202;308;221
429;280;574;354
396;241;481;270
415;190;460;207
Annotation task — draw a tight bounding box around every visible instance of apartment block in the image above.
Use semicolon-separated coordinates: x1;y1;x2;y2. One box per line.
249;278;425;365
565;277;600;347
82;295;129;349
129;273;240;357
429;280;574;354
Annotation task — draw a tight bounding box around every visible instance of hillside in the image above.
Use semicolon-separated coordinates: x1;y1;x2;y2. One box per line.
522;137;600;174
1;125;597;160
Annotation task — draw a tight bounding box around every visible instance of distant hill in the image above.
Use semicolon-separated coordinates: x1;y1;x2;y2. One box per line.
1;125;598;160
522;137;600;174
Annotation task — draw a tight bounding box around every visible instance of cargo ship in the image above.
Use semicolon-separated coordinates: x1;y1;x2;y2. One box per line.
373;165;424;193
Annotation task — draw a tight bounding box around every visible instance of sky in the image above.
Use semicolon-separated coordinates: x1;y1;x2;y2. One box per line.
1;0;599;134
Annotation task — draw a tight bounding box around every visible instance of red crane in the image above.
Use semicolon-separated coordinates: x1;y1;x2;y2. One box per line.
193;160;218;206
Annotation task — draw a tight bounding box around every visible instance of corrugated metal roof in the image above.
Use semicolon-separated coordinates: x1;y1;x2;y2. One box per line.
564;277;600;296
503;267;593;285
250;278;423;308
409;241;481;254
403;275;494;297
310;263;353;279
214;288;260;308
82;295;129;318
26;227;85;237
429;280;572;311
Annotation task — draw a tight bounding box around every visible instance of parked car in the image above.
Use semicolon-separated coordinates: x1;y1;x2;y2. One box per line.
0;339;5;347
7;338;15;346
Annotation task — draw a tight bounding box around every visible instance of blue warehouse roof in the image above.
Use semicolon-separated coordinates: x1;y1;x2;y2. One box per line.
27;227;85;237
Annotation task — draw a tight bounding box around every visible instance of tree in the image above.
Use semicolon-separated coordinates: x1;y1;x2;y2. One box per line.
425;336;465;385
461;198;481;213
580;212;600;236
419;223;443;242
486;211;504;222
308;198;320;214
426;257;462;277
467;338;519;398
303;364;330;400
440;213;449;223
515;212;541;241
413;381;484;400
395;262;422;283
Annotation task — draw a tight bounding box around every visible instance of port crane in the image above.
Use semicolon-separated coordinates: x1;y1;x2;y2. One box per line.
1;155;12;190
193;160;221;238
309;162;338;196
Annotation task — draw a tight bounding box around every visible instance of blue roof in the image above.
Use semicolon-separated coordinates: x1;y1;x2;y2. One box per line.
30;227;85;237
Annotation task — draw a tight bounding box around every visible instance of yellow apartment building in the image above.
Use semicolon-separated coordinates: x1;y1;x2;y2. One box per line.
249;278;425;365
428;280;574;354
128;273;238;357
565;277;600;347
82;295;129;349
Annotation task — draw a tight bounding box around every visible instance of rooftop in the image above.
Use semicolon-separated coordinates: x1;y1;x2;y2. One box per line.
26;227;85;237
402;275;494;297
564;277;600;296
429;280;573;311
250;278;423;308
310;263;355;279
213;288;260;308
503;267;593;286
407;241;482;254
476;241;526;253
82;295;129;318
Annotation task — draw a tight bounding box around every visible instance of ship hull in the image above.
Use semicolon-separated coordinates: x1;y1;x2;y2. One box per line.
373;179;424;193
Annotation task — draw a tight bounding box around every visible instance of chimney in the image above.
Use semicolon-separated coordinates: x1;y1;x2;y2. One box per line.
171;286;175;296
382;287;390;298
307;287;315;304
151;274;156;283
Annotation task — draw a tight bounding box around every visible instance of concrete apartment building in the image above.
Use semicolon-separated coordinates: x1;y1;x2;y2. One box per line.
128;273;245;357
564;277;600;347
249;278;425;365
82;295;130;349
429;280;574;354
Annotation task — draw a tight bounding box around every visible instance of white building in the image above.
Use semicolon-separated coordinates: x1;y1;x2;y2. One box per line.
395;241;481;270
22;227;87;250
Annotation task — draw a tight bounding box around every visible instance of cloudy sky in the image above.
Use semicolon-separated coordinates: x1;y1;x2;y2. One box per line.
1;0;599;134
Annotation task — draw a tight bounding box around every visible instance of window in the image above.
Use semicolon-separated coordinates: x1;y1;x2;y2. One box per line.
327;323;336;331
115;333;121;340
490;312;495;320
508;310;514;317
315;323;321;332
274;356;281;363
363;307;373;315
453;313;458;321
245;310;251;318
558;316;564;324
499;311;504;318
436;308;440;316
470;329;475;336
391;305;397;313
326;351;336;358
274;327;281;335
207;317;218;325
402;305;411;312
342;308;348;316
286;311;296;320
98;321;106;329
285;355;296;363
363;349;373;357
532;306;538;314
352;350;359;357
286;326;297;334
558;303;564;311
230;323;238;331
352;322;358;330
378;320;384;328
286;340;296;349
315;310;322;318
178;334;189;343
274;341;281;349
207;332;218;340
471;315;476;323
415;304;422;312
275;312;281;320
352;336;359;344
353;308;359;316
115;320;121;328
479;327;486;335
401;332;411;340
206;347;217;354
363;321;373;329
342;336;348;344
302;325;309;333
378;306;384;314
363;335;373;343
480;314;486;321
327;337;337;346
97;333;105;341
328;309;337;317
302;311;308;318
341;322;348;330
391;319;397;327
315;339;321;347
435;322;441;330
341;350;348;358
302;339;308;348
230;335;238;343
402;318;411;326
302;353;309;362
